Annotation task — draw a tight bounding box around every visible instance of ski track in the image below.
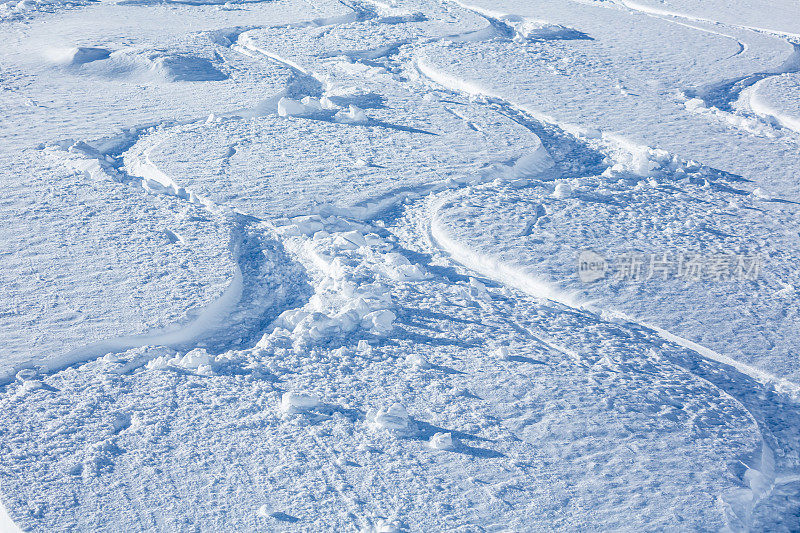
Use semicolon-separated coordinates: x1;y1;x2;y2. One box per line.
243;3;800;526
609;0;800;41
5;0;800;529
405;10;800;519
10;120;313;387
1;4;386;385
451;0;800;141
594;0;800;139
746;74;800;134
423;187;793;528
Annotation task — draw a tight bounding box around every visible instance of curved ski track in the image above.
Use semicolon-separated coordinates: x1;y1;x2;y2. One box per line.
6;0;800;530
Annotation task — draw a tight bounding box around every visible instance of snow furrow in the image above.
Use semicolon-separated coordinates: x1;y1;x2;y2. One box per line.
20;126;311;385
598;0;800;140
415;55;800;392
4;0;800;529
413;44;800;525
424;189;799;529
428;189;800;398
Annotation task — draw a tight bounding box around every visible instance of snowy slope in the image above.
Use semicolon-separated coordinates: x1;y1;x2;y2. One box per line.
1;0;800;531
747;73;800;133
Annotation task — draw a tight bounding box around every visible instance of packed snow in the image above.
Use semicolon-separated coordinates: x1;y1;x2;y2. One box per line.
1;0;800;531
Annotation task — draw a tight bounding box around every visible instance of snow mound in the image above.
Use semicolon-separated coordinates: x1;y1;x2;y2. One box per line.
58;49;229;83
46;46;111;66
149;55;227;82
515;19;589;41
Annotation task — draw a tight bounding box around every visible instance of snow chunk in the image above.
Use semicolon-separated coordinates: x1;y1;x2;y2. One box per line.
280;391;319;414
275;216;325;236
406;353;429;370
340;230;367;247
752;187;772;200
429;432;456;450
369;403;410;432
684;97;706;111
334;105;368;124
494;346;511;360
102;345;176;374
362;309;396;335
381;252;429;281
174;348;214;370
300;96;323;112
276;96;341;118
334;230;368;250
468;277;490;300
363;518;403;533
145;347;218;374
320;96;340;110
553;182;573;199
20;380;44;393
357;339;373;356
277;97;310;118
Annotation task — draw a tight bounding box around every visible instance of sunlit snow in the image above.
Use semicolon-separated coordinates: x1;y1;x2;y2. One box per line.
1;0;800;531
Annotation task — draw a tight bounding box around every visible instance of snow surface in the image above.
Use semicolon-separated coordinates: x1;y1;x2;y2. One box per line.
2;0;800;530
748;73;800;133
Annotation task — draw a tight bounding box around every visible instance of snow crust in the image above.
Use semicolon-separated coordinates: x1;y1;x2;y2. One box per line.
2;0;800;530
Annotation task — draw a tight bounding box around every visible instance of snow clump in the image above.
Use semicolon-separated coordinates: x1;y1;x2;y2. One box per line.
368;403;411;432
406;353;429;370
334;105;368;124
553;182;573;199
280;391;320;414
429;432;456;450
494;346;511;360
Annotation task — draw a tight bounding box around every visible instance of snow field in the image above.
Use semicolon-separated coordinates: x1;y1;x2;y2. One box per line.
2;0;800;529
0;202;779;530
